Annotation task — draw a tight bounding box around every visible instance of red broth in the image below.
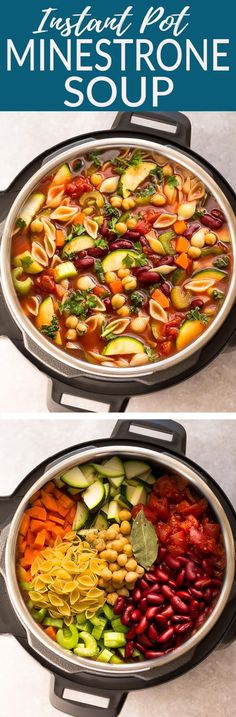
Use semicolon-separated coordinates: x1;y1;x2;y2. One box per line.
10;147;233;368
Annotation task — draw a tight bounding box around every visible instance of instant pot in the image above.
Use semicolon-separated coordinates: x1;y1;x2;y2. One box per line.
0;419;236;717
0;112;236;413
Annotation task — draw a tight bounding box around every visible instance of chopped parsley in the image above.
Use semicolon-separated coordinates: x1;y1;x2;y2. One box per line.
137;183;156;198
192;210;205;220
21;255;33;270
145;346;158;362
104;203;120;219
41;315;59;340
112;149;143;174
94;259;105;283
149;166;164;181
211;289;225;300
109;216;119;233
130;291;145;314
123;247;148;269
187;308;209;324
16;218;26;230
88;151;102;167
166;175;178;188
65;224;86;242
59;290;98;320
95;237;108;250
123;253;135;269
213;256;229;269
73;159;83;172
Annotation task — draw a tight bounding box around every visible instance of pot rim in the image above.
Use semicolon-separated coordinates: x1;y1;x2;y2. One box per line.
1;136;236;381
3;443;235;676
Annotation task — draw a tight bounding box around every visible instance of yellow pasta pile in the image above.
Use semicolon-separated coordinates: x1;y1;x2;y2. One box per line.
29;531;107;621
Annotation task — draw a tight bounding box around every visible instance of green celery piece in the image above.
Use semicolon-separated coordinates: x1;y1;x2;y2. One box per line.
19;581;33;591
74;632;98;658
103;631;126;649
110;654;124;664
56;625;79;650
97;648;114;663
111;618;128;634
76;612;87;625
103;604;115;622
31;608;47;624
77;621;92;633
158;230;176;255
91;616;107;640
43;617;63;628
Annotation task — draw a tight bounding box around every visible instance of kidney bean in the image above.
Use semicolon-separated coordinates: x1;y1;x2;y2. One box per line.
136;616;149;635
204;589;213;604
158;547;167;560
140;597;148;613
195;612;207;628
158;256;175;266
146;584;160;594
165;554;181;570
100;219;110;237
172;615;191;624
138;270;161;284
109;239;134;250
161;606;174;619
147;594;164;606
126;626;136;640
210;578;222;587
191;298;204;309
103;298;112;312
183;222;201;239
201;213;222;230
148;623;159;642
125;641;135;659
138;578;149;592
155;614;168;628
87;247;107;258
171;596;189;614
121;605;133;626
161;585;174;601
211;208;226;223
139;236;149;249
145;572;158;584
194;578;212;590
169;579;177;590
189;587;204;600
185;561;197;582
113;597;126;615
202;559;213;576
145;650;165;659
131;609;141;622
175;621;193;635
137;634;153;648
176;591;191;603
212;589;220;599
161;281;172;297
125;230;141;239
146;606;160;621
176;569;186;587
135;642;146;654
178;556;189;565
189;599;200;618
75;256;95;270
158;627;175;644
77;250;87;258
155;568;170;583
133;588;142;603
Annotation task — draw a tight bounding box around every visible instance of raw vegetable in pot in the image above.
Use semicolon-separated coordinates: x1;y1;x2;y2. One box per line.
16;455;226;664
10;147;233;367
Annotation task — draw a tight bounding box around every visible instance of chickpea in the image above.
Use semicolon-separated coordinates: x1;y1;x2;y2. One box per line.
130;354;149;367
76;276;95;290
112;570;126;585
117;305;130;317
105;271;117;284
117;587;129;597
150;193;166;206
109;562;119;573
136;565;145;576
115;222;127;235
119;536;129;546
105;541;113;549
77;322;88;335
30;218;43;233
125;571;138;584
65;329;77;341
106;592;119;606
122;198;136;210
94;215;104;227
111;539;124;552
98;578;106;588
99;550;110;560
83;207;94;216
127;218;137;230
112;524;120;533
94;539;106;552
163;163;173;176
130;316;149;333
110;196;123;209
124;544;133;557
117;268;130;278
86;532;97;543
191;236;205;249
120;521;131;536
122;276;137;291
205;232;217;245
111;294;125;310
91;173;102;187
126;558;137;571
117;553;128;567
106;549;118;563
98;531;107;540
188;246;201;259
101;567;113;581
105;526;118;540
119;509;132;521
65;315;78;329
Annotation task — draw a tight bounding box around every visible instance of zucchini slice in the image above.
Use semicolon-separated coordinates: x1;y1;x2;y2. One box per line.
82;480;105;512
52;163;72;186
107;500;121;523
119;162;156;198
62;235;94;257
124;460;151;480
176;319;205;352
13;250;43;275
92;512;108;531
117;492;132;509
80;463;97;485
104;483;110;501
103;336;145;356
54;261;77;282
72;502;89;530
36;296;55;330
102;249;137;273
92;456;125;478
126;484;147;506
61;466;90;489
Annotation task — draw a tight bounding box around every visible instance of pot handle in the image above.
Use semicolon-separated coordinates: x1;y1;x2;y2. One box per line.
47;378;129;413
112;111;191;148
50;675;127;717
111;419;186;455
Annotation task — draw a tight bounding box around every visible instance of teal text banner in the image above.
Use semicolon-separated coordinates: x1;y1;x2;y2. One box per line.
0;0;235;110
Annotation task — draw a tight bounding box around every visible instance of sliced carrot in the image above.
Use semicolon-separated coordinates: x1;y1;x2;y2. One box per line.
27;506;47;521
93;285;109;298
48;524;64;537
72;211;84;225
67;505;77;523
58;493;74;509
43;481;55;494
29;490;41;504
31;499;43;507
175;252;189;270
19;513;30;537
56;229;66;247
175;236;190;253
173;220;187;235
55;284;67;299
30;519;46;532
151;288;170;309
44;626;57;641
18;540;26;555
41;493;59;513
20;548;39;567
26;529;35;546
47;513;65;526
109;279;124;294
34;531;46;549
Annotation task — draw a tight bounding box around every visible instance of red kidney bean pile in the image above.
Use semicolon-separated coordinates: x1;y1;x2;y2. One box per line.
114;548;223;661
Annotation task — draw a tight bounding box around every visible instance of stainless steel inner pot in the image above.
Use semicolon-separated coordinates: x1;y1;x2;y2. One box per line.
1;137;236;381
3;444;235;677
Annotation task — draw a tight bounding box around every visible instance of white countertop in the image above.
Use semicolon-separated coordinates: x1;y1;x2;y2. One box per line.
0;418;236;716
0;112;235;413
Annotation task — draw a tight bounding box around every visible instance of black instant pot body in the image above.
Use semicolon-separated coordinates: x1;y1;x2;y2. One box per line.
0;113;236;413
0;420;236;717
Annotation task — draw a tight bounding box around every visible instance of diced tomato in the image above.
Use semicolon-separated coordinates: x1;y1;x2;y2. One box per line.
156;523;172;544
148;495;170;521
180;515;199;533
158;340;173;356
154;476;182;502
176;498;208;518
135;219;151;235
66;176;92;198
35;273;56;294
189;526;206;550
167;529;187;556
203;521;221;540
166;326;179;338
131;504;156;524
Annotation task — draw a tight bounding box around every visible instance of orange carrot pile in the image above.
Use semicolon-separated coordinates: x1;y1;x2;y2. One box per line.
16;481;77;579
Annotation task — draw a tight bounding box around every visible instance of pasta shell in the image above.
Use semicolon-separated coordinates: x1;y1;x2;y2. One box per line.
145;231;166;255
151;320;162;340
149;299;168;323
51;255;62;268
47;184;65;208
102;318;130;337
99;176;119;193
50;205;78;222
85;351;115;364
163;184;177;204
83;217;99;239
41;217;56;257
153;213;177;229
31;242;48;267
85;314;105;332
93;296;106;312
25;296;40;317
178;201;196;220
182;176;191;194
157;265;176;275
185;278;215;293
188;178;206;202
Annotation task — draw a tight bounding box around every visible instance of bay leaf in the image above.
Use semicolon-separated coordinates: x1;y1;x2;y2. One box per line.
130;508;158;570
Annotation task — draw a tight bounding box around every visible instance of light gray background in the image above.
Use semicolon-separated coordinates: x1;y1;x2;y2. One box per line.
0;417;235;716
0;112;235;413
